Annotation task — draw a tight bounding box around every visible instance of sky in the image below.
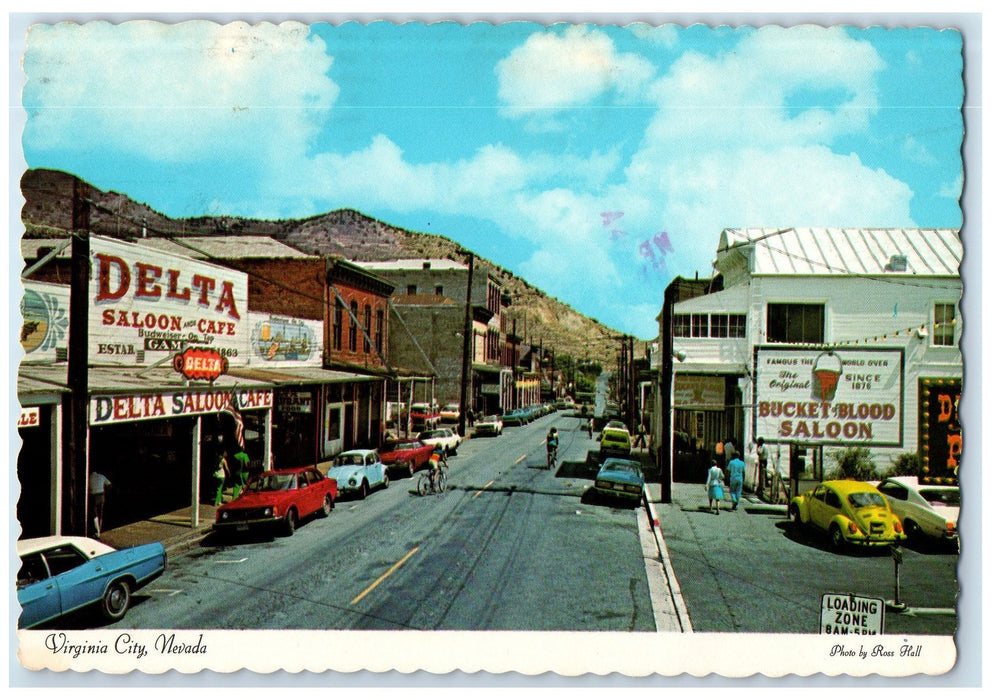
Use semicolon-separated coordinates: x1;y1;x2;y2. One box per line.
14;16;965;339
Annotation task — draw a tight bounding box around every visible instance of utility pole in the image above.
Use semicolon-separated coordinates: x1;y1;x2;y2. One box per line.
457;252;474;438
66;181;90;535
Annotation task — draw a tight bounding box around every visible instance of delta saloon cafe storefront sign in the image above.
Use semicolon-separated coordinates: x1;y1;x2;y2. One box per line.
755;347;904;446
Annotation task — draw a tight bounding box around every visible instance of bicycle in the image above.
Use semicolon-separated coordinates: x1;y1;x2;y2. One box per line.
417;460;448;496
546;445;558;470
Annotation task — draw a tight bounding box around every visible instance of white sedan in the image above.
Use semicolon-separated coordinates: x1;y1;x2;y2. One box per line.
473;415;503;437
416;428;461;455
875;476;959;544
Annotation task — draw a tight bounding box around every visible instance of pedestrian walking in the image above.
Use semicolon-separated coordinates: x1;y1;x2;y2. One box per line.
705;462;725;514
633;422;647;451
466;408;475;428
755;437;769;495
587;417;594;439
232;448;250;499
88;470;112;537
212;444;229;507
727;453;745;510
723;436;737;466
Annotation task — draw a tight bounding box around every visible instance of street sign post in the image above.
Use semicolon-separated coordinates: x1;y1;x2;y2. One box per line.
820;593;885;635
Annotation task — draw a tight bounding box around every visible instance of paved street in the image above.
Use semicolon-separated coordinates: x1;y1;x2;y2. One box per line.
104;411;658;632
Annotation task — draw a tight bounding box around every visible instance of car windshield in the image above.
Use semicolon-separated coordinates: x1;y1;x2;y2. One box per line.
605;462;639;475
920;489;961;506
387;442;418;451
335;454;364;466
482;415;498;422
420;431;441;439
248;473;295;492
847;491;886;508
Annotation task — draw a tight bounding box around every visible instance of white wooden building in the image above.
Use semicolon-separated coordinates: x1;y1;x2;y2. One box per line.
652;227;962;495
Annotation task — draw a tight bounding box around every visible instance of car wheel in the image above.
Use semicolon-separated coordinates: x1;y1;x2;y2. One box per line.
284;508;298;536
359;480;369;500
829;525;845;552
320;494;333;517
382;472;390;489
101;580;131;621
408;463;415;479
903;519;923;541
791;505;804;527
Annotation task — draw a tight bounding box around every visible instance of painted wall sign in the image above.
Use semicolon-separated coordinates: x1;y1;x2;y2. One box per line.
755;347;903;446
248;312;322;367
276;390;313;414
20;281;70;362
919;377;962;479
18;407;41;428
89;236;248;366
674;374;725;409
89;387;272;425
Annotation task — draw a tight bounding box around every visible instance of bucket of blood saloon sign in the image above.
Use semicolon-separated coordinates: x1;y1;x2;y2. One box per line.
89;236;248;367
755;347;904;446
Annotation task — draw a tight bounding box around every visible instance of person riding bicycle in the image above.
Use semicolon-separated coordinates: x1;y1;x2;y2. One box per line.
546;427;559;467
428;444;448;488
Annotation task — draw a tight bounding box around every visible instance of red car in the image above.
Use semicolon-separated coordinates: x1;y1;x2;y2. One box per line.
380;439;435;478
214;466;337;537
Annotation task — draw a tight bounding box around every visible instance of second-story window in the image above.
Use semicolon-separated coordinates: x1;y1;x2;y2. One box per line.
933;303;956;347
435;285;443;296
349;301;359;352
767;303;824;344
333;299;343;351
375;309;384;353
363;305;372;353
407;284;417;295
691;313;708;338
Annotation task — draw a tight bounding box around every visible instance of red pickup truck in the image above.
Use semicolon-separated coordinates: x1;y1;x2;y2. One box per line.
409;402;441;430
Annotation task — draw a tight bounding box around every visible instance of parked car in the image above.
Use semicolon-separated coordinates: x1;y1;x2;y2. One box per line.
214;466;337;537
327;449;389;499
599;427;632;459
417;428;461;455
439;403;460;423
380;439;435;478
474;414;503;436
17;536;167;628
500;408;528;426
790;480;906;550
874;476;959;543
410;402;441;430
592;458;645;502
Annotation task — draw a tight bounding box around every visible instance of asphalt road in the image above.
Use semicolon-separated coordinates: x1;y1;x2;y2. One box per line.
107;411;657;632
655;487;959;635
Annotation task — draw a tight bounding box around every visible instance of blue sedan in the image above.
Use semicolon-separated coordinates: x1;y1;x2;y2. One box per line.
17;536;167;628
592;458;645;502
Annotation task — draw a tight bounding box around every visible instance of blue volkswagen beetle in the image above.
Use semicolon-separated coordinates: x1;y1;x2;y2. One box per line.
17;536;167;628
327;449;389;499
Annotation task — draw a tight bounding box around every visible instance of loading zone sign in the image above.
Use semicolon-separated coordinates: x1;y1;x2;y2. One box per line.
820;593;884;635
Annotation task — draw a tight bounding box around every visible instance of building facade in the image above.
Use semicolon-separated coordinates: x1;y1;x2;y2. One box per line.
652;227;962;499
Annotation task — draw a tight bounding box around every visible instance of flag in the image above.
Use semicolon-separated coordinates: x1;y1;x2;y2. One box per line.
223;394;245;449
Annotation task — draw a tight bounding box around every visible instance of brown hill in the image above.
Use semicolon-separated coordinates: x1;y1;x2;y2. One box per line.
19;168;643;368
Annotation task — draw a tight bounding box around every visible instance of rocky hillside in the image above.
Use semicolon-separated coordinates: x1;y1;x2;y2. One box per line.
19;168;643;367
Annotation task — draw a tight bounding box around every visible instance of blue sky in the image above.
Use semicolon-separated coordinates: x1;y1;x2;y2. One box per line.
16;19;964;338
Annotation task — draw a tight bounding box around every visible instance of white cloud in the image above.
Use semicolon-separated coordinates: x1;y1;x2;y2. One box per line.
23;21;337;163
495;25;655;119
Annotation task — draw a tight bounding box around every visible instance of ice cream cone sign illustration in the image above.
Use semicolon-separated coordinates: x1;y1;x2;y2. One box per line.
812;351;843;402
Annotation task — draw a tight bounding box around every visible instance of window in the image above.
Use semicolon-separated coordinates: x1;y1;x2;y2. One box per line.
407;284;417;295
333;299;343;351
435;285;444;296
673;314;691;337
364;305;372;353
691;314;708;338
349;301;359;352
767;303;824;344
710;315;728;338
933;303;956;347
729;314;746;338
375;310;384;352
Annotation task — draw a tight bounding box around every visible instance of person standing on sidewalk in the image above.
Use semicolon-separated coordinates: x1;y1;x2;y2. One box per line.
232;448;250;499
88;470;112;537
727;453;746;510
754;437;769;496
212;441;229;507
705;461;725;514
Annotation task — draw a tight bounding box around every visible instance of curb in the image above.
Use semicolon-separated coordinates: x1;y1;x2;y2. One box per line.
642;485;694;633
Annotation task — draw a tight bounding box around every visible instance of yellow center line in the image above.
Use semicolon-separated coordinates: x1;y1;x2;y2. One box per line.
350;546;419;605
514;454;526;465
473;479;495;498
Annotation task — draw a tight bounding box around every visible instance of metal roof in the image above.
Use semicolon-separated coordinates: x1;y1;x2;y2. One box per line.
136;236;317;260
359;259;468;271
718;228;962;277
17;364;272;398
227;366;383;385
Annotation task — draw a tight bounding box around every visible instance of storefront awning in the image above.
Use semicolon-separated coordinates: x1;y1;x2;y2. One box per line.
227;366;384;386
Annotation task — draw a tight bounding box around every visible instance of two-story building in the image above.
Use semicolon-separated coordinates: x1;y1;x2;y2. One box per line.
652;227;962;501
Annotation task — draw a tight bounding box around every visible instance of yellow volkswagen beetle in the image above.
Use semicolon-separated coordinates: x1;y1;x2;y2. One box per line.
790;480;906;550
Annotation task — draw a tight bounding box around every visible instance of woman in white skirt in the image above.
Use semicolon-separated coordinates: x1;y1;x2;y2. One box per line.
705;462;725;514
